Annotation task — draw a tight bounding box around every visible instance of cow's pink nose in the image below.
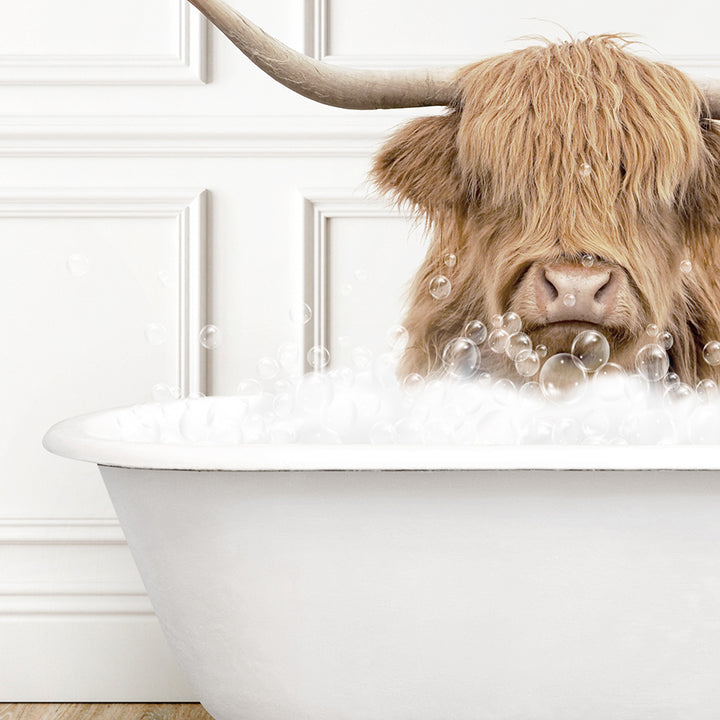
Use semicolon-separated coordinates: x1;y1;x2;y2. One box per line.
536;264;617;323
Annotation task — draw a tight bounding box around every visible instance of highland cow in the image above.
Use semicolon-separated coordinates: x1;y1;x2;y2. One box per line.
187;0;720;385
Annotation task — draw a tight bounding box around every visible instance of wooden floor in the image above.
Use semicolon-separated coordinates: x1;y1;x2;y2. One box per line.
0;706;214;720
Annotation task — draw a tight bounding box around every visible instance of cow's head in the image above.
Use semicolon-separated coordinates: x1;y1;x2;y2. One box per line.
187;0;720;384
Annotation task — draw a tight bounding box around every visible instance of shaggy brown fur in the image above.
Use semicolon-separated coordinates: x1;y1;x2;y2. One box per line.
371;35;720;384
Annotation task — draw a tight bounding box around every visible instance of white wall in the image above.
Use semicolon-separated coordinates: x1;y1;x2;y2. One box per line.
1;0;718;701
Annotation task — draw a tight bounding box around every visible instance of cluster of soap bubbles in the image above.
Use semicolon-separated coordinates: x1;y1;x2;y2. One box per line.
117;308;720;447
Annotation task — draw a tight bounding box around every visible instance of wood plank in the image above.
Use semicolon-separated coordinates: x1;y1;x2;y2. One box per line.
0;705;214;720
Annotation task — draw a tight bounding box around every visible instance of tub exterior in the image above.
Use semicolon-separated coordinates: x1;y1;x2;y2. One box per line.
101;465;720;720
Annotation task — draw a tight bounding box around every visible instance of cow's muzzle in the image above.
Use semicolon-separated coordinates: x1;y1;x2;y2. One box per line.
535;263;619;324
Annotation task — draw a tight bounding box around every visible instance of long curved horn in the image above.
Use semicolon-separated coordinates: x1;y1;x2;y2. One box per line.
186;0;458;109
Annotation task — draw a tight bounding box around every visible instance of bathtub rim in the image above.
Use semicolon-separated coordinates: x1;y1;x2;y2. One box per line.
42;402;720;472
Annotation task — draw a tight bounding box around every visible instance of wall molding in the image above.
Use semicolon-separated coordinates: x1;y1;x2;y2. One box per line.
0;115;411;157
301;189;401;367
0;188;208;397
306;0;720;75
0;517;124;545
0;1;206;85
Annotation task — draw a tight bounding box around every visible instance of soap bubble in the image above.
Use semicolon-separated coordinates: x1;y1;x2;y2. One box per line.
645;324;659;337
620;409;670;444
539;353;587;402
369;421;397;444
658;331;673;350
571;330;610;372
506;332;532;360
502;312;522;334
145;322;168;345
552;417;582;444
66;253;90;277
151;383;181;402
373;352;397;388
272;392;293;417
443;253;457;268
340;283;353;296
351;346;373;370
491;314;503;328
582;409;610;439
277;342;300;372
289;303;312;325
696;379;719;402
535;344;548;358
257;356;279;380
236;378;262;400
593;362;626;399
354;268;368;283
429;275;451;300
515;349;540;377
296;372;333;412
562;293;576;307
579;162;592;177
157;269;172;287
307;345;330;370
402;373;425;394
663;372;680;390
703;341;720;366
179;402;212;442
519;380;542;400
463;320;487;345
680;259;692;274
488;329;510;354
442;337;481;379
664;382;693;404
635;344;669;382
386;325;409;354
200;324;221;350
492;378;516;405
581;254;594;268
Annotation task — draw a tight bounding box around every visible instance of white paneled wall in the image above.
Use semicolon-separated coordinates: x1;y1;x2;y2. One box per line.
1;0;719;701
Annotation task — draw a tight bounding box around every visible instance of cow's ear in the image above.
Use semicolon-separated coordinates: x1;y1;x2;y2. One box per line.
371;111;464;215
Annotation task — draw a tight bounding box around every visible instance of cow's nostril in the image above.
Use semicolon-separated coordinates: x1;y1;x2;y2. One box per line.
542;270;559;301
594;275;613;302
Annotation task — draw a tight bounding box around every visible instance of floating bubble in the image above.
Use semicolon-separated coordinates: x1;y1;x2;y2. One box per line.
535;344;548;358
579;162;592;177
562;293;576;308
340;283;353;296
429;275;451;300
272;392;293;418
354;268;368;283
386;325;409;354
581;254;594;268
506;332;532;360
488;329;510;354
463;320;487;345
593;362;626;399
502;312;522;334
645;324;660;337
515;349;540;377
351;346;373;370
680;259;692;274
66;253;90;277
635;344;669;382
277;342;299;372
145;322;168;345
157;269;172;287
151;383;181;402
539;353;587;402
402;373;425;394
443;252;457;268
236;378;262;399
492;378;516;405
307;345;330;370
289;303;312;325
571;329;610;373
663;372;680;390
658;331;673;350
200;324;221;350
703;340;720;366
664;382;693;403
257;356;279;380
491;314;503;328
442;337;481;379
697;378;719;401
519;380;542;400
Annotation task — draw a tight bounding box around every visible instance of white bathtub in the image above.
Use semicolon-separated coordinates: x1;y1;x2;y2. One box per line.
43;404;720;720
